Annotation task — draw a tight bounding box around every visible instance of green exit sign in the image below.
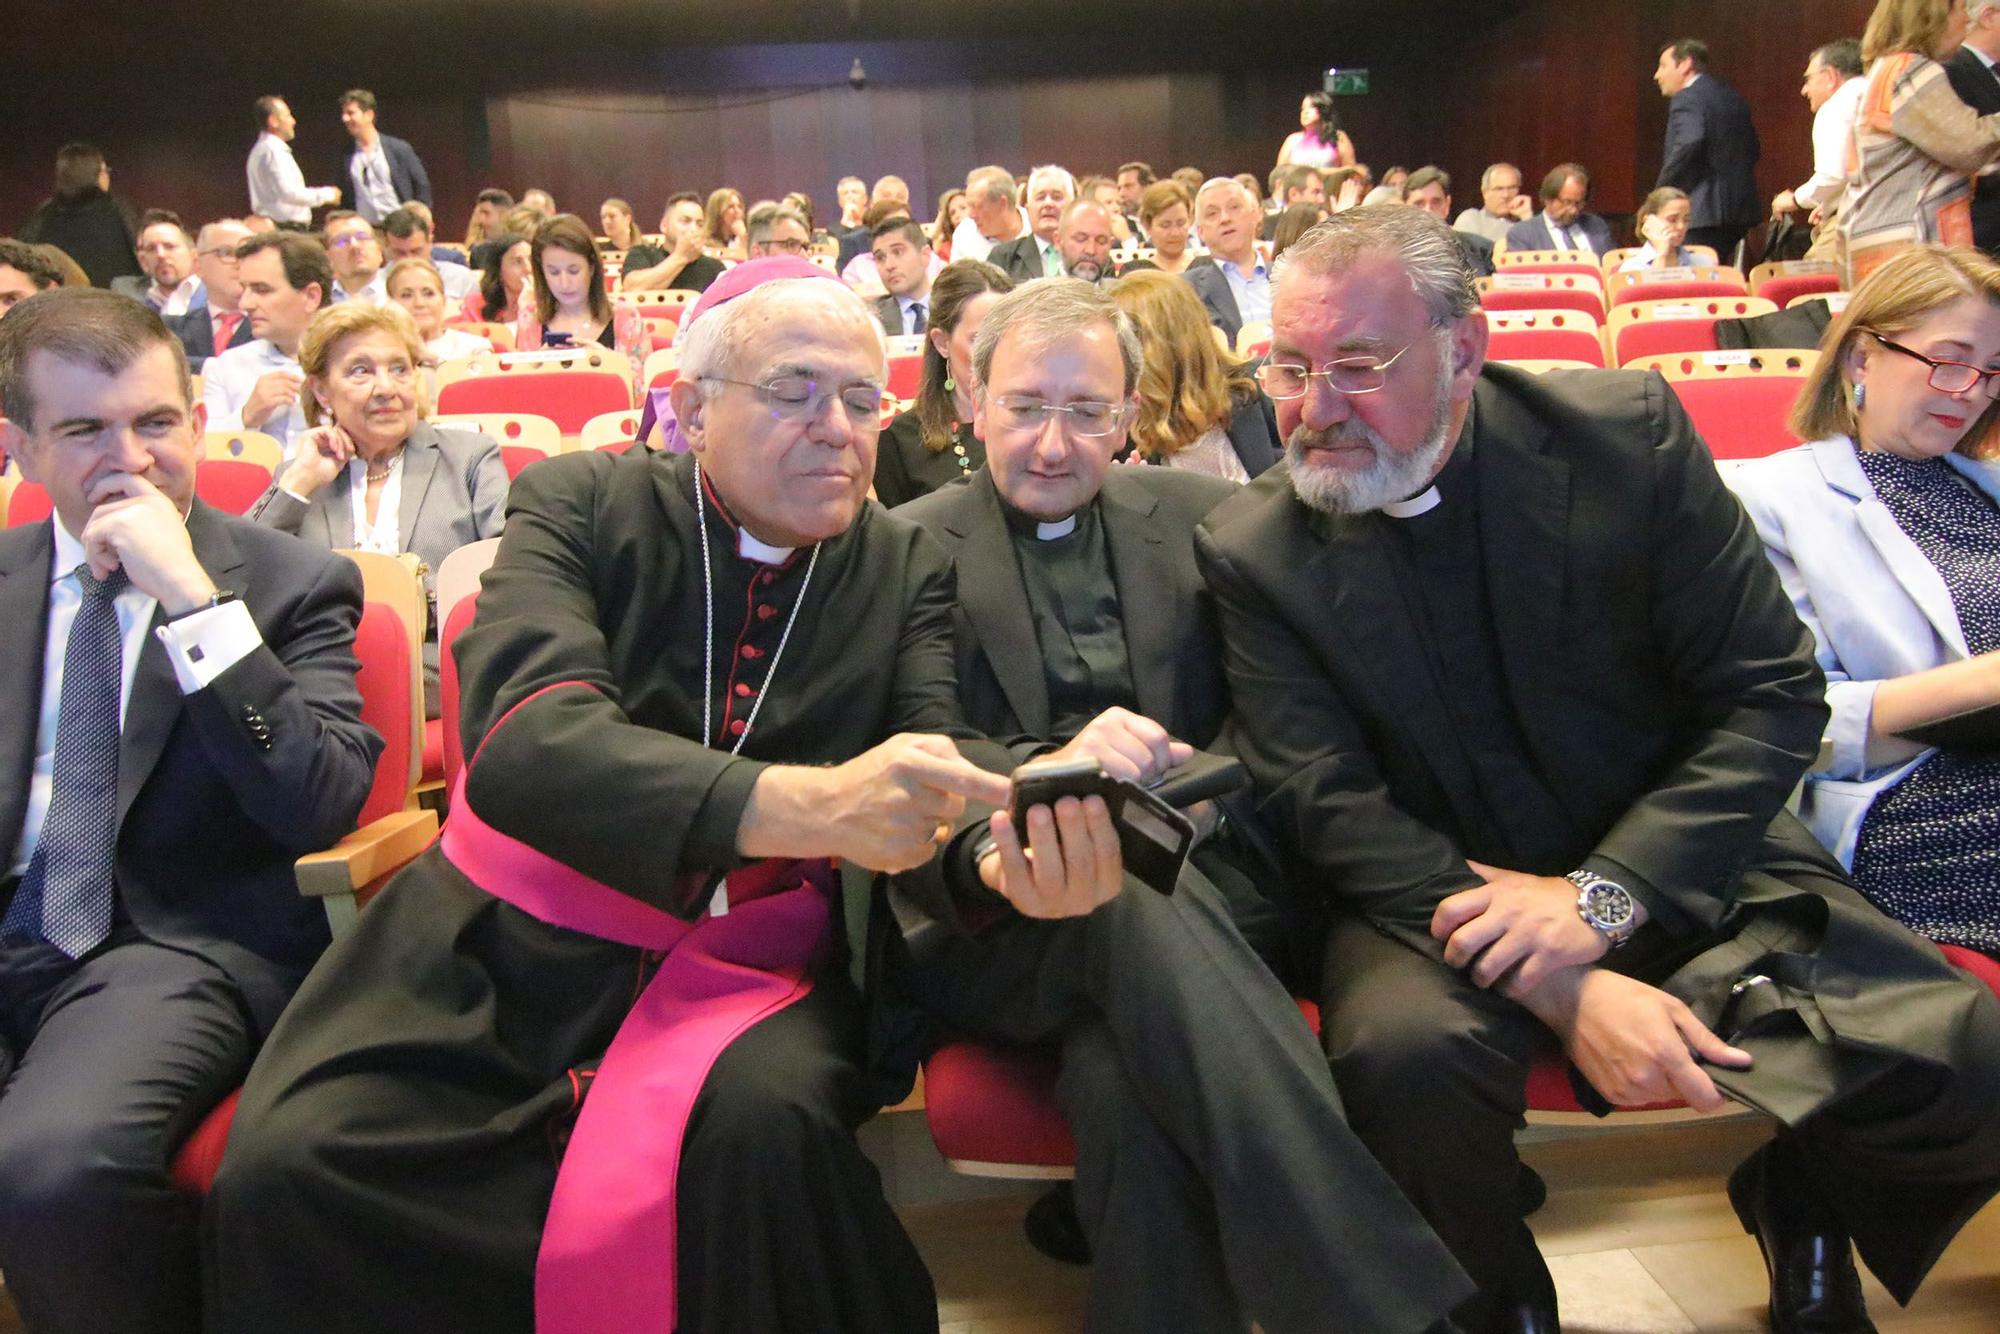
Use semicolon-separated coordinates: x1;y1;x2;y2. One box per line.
1327;68;1370;95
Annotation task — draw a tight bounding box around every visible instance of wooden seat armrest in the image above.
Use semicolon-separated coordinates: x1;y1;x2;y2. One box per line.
294;809;439;899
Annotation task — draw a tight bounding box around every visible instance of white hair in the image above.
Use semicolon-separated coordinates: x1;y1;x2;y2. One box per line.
676;279;885;392
1026;165;1077;200
1193;176;1253;214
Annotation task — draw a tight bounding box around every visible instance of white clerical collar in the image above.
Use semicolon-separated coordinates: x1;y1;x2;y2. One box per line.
1380;486;1441;519
1035;515;1078;541
738;528;796;563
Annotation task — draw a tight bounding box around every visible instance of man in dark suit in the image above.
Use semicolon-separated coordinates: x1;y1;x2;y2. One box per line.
0;288;380;1332
1184;177;1271;349
337;88;432;224
1945;8;2000;254
1502;163;1616;255
893;276;1468;1334
1196;206;2000;1334
868;216;935;338
167;218;256;370
1405;168;1496;277
1655;38;1762;262
984;165;1078;286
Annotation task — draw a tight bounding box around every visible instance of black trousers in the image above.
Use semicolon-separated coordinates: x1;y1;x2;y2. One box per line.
1319;865;2000;1332
1686;223;1749;266
0;929;253;1334
897;847;1470;1334
206;858;934;1334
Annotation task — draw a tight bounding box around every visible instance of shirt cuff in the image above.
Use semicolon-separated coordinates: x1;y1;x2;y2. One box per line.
154;599;262;694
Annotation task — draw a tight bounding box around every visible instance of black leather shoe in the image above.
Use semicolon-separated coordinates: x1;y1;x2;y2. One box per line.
1022;1181;1092;1266
1727;1145;1878;1334
1456;1250;1560;1334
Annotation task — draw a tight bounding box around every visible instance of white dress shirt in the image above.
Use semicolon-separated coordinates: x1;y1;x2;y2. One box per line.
202;338;307;457
247;132;338;224
1537;214;1597;254
148;275;205;318
348;140;401;223
12;518;263;876
951;216;996;264
346;453;405;554
1796;75;1869;211
331;271;389;306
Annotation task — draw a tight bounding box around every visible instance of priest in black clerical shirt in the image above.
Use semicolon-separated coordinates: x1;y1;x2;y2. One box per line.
894;278;1471;1334
1196;205;2000;1334
208;278;1138;1334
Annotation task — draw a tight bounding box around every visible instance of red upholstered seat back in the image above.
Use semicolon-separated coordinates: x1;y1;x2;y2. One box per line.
1614;318;1720;366
8;480;53;526
437;370;631;435
193;459;274;515
1481;287;1605;320
1487;327;1606;367
353;601;414;827
499;446;548;481
1665;375;1809;460
440;593;480;792
1755;272;1840;308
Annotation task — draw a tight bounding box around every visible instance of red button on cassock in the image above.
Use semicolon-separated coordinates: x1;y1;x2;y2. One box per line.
734;682;753;697
756;605;776;620
728;719;747;736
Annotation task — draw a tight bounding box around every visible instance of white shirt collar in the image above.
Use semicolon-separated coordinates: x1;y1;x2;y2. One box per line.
737;528;795;564
1971;44;2000;72
48;517;88;585
1035;515;1078;540
1380;486;1442;519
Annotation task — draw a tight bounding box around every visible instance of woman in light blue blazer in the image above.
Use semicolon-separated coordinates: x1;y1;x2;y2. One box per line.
1727;244;2000;956
248;301;508;716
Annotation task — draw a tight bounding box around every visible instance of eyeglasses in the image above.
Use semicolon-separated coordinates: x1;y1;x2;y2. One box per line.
197;248;239;261
756;238;810;255
1869;332;2000;399
327;233;377;250
702;373;884;422
1256;342;1417;398
987;394;1129;438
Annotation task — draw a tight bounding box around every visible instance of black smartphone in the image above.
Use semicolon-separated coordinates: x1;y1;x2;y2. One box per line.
1008;755;1117;829
1006;755;1193;894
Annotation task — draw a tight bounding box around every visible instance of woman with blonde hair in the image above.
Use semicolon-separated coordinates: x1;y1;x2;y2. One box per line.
598;197;641;252
1124;180;1198;275
704;187;746;260
249;300;509;713
1106;268;1282;481
1841;0;2000;283
386;257;492;366
1726;244;2000;953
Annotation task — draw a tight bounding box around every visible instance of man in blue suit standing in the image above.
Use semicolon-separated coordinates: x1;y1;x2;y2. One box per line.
337;89;432;225
1654;38;1761;264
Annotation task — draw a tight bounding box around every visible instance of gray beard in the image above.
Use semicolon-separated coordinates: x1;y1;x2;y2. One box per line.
1285;366;1456;517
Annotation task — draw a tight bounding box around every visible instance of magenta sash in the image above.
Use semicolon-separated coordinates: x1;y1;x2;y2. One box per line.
438;775;832;1333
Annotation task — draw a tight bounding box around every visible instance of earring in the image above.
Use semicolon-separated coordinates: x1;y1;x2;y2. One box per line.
1853;383;1866;411
944;375;956;392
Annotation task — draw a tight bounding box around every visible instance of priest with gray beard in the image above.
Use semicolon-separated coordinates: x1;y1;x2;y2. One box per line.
1194;206;2000;1334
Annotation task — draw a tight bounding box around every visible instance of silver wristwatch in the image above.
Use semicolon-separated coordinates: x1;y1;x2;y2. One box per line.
1565;870;1638;949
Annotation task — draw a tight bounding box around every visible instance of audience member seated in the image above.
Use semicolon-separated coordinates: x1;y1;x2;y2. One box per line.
336;88;432;224
1324;164;1370;212
1261;166;1329;240
117;211;203;316
746;203;813;259
1052;199;1119;285
1108;268;1281;480
1078;174;1137;246
1115;160;1155;237
870;217;937;337
168;218;255;370
28;244;90;291
1405;168;1495;277
461;231;530;325
462;187;514;254
0;239;66;321
250;300;507;714
835;173;868;230
0;287;378;1334
953;163;1028;265
1124;179;1198;275
386;257;491;366
513;213;649;372
930;188;969;259
206;231;330;458
1185;177;1269;347
382;206;476;304
1505;162;1616;255
323;212;387;305
16;142;143;289
1196;205;2000;1334
890;277;1469;1334
704;187;747;262
1727;244;2000;958
1171;166;1206;195
468;205;548;274
839;200;918;291
1453;163;1534;244
1269;203;1324;265
988;166;1079;285
599;197;641;252
1278;91;1356;168
1842;0;2000;285
872;175;911;213
1618;187;1699;270
619;192;726;293
520;188;557;216
1379;166;1411;198
872;259;1012;506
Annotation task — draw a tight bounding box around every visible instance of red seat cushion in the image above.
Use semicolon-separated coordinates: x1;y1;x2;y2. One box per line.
440;595;479;791
8;479;53;526
1755;273;1840;308
422;717;444;785
1610;280;1746;308
437;369;632;436
168;1088;241;1193
353;602;414;828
